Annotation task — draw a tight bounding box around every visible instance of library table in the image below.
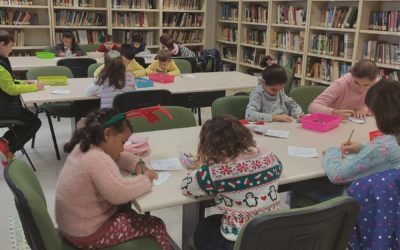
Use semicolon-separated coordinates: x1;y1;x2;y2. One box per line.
133;118;377;249
9;56;104;71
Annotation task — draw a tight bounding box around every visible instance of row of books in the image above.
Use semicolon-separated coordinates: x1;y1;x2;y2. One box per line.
363;40;400;65
221;27;238;42
272;31;304;52
379;68;400;81
369;11;400;32
54;10;104;26
165;30;202;44
163;13;203;27
1;0;32;4
242;47;264;66
277;5;305;26
244;4;267;23
222;46;237;61
222;63;236;72
310;33;354;59
221;4;238;21
319;7;358;29
55;30;105;44
112;12;150;27
113;30;155;45
276;54;302;75
163;0;202;10
0;10;37;25
307;58;350;82
111;0;155;9
11;29;24;46
53;0;96;7
243;28;266;46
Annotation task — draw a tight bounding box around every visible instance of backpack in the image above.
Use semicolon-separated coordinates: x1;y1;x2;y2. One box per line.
200;49;222;72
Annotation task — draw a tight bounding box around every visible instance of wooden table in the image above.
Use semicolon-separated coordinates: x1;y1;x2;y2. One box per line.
9;56;104;71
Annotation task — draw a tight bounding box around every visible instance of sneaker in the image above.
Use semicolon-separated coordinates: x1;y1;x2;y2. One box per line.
0;138;13;167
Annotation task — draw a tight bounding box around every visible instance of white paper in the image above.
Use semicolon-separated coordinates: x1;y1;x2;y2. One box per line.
50;90;71;95
150;158;182;171
288;146;319;158
153;172;171;186
347;117;366;124
264;129;290;139
245;124;268;134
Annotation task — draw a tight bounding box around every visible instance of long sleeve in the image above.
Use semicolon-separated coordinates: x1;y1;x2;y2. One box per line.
145;61;158;75
323;135;400;184
85;81;101;96
167;61;181;76
0;67;38;95
50;44;63;56
283;94;303;117
93;64;104;78
127;59;146;77
72;44;86;56
181;166;216;198
116;151;140;173
308;80;344;114
245;91;272;122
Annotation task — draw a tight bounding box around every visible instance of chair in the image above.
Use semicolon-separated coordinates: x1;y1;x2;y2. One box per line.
173;59;193;74
4;160;162;250
134;57;147;68
112;90;173;113
128;106;196;133
172;56;198;73
211;96;250;120
283;66;294;95
87;63;103;77
289;86;327;114
57;58;97;78
80;44;99;53
26;66;73;80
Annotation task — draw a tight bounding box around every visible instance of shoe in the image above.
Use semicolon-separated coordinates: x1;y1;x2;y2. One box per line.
0;138;13;167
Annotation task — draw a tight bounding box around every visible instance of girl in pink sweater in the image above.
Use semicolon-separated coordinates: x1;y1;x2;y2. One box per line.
308;59;380;119
55;108;170;250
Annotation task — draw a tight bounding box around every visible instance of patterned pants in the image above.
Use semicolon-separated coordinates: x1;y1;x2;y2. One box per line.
65;211;171;250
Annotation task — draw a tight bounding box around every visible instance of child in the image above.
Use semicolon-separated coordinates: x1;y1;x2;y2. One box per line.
96;34;119;53
146;50;180;76
159;33;196;58
86;51;135;108
0;29;44;165
56;108;170;250
181;116;282;250
309;59;381;119
323;79;400;184
94;44;146;78
132;33;150;54
51;31;85;57
245;56;303;122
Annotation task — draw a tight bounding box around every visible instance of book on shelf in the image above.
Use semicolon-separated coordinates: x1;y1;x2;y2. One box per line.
112;12;149;27
56;30;104;44
53;0;96;7
10;50;35;56
379;68;399;80
222;46;237;60
0;9;38;25
163;13;203;27
113;30;154;45
221;27;237;42
273;31;304;52
11;29;24;46
221;4;238;21
244;4;267;23
242;47;264;66
1;0;33;5
363;40;400;65
222;63;235;72
243;27;266;46
166;30;202;44
369;11;400;32
163;0;201;10
320;7;357;29
112;0;154;9
55;10;104;26
306;57;350;82
277;5;305;26
276;53;302;75
310;33;353;59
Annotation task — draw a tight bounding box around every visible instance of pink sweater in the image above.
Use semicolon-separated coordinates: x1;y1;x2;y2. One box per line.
308;73;379;115
55;145;152;237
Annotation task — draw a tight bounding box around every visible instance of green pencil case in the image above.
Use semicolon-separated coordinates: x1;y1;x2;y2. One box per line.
37;76;68;86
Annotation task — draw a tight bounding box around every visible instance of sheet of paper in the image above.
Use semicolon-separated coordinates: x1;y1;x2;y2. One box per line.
264;129;290;139
150;158;182;171
245;124;268;134
347;117;366;124
50;90;71;95
153;172;171;186
288;146;319;158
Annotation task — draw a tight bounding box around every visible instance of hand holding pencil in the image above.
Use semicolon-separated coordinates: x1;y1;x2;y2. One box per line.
340;129;362;155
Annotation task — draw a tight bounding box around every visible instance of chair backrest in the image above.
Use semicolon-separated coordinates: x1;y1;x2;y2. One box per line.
4;160;62;250
134;57;147;68
87;63;103;77
234;196;359;250
173;58;193;73
113;90;173;113
289;86;328;114
203;56;215;72
57;58;97;78
26;66;73;80
283;66;294;95
211;96;250;119
128;106;196;133
80;44;99;53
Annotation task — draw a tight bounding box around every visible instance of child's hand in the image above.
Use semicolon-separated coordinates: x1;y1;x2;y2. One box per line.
340;141;362;155
37;81;45;91
143;167;158;181
72;53;77;57
333;109;354;118
272;114;293;123
58;52;66;57
353;109;368;119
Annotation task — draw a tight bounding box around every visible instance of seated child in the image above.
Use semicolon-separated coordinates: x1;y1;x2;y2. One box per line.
96;34;119;52
132;33;150;54
56;108;170;250
181;116;282;250
245;56;303;122
51;31;85;57
146;50;180;76
309;59;381;119
159;33;196;58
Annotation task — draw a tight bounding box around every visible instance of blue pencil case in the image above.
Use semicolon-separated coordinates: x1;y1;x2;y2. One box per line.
135;78;154;88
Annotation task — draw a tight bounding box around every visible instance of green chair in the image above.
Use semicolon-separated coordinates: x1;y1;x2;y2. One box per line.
4;160;162;250
289;86;327;114
87;63;103;77
211;96;250;120
283;66;294;95
80;44;99;53
173;59;193;74
27;66;74;160
128;106;197;133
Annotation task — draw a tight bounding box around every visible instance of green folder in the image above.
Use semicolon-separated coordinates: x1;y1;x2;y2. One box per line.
37;76;68;86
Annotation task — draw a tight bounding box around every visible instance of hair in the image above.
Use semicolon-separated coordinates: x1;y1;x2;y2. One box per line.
96;55;126;89
365;79;400;141
62;31;78;47
157;50;172;62
261;64;288;86
159;33;174;50
0;29;13;45
132;33;143;43
259;55;275;68
349;59;379;81
120;43;135;60
197;116;256;165
64;108;132;153
104;34;113;42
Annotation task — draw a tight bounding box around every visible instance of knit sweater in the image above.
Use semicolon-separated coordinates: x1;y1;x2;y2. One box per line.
55;145;152;237
94;59;147;78
323;135;400;184
245;81;303;122
145;60;181;76
308;73;380;115
181;148;282;241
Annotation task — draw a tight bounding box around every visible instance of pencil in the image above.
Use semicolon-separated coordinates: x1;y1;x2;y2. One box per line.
346;129;355;146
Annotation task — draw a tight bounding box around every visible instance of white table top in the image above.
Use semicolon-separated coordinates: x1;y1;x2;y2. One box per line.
21;71;258;105
9;56;104;71
133;118;377;212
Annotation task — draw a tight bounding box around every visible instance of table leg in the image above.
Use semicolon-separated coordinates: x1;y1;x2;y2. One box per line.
182;202;201;250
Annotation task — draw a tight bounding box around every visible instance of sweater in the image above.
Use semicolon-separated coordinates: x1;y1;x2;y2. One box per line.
176;44;196;58
145;60;181;76
93;59;147;78
323;135;400;184
181;148;282;241
245;81;303;122
96;44;119;53
55;145;152;237
85;72;135;108
50;43;85;56
308;73;380;115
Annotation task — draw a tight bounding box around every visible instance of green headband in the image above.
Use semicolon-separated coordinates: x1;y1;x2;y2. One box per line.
102;113;125;128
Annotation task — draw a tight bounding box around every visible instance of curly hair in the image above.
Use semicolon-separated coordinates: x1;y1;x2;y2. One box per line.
197;116;256;165
64;108;132;153
96;56;126;89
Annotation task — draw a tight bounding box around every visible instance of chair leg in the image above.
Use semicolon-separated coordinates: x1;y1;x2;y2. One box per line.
9;126;36;171
46;112;61;160
31;108;40;149
197;107;202;126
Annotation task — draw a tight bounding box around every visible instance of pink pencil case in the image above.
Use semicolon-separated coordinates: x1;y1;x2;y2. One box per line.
148;73;174;83
124;135;150;157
